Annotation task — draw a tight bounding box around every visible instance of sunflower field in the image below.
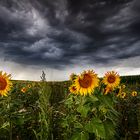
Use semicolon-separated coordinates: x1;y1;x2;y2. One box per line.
0;70;140;140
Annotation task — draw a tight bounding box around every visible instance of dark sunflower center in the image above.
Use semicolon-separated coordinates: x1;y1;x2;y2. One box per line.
22;88;26;92
107;75;116;83
0;77;7;90
79;74;92;88
133;92;137;96
121;93;125;97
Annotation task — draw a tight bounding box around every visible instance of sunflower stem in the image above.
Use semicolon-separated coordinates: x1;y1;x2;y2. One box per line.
10;120;12;140
80;96;83;105
8;95;12;140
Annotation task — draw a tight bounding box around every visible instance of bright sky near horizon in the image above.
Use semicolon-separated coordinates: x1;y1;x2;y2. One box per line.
0;0;140;81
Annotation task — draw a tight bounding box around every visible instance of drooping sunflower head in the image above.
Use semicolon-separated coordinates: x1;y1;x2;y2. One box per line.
0;71;12;96
74;70;99;96
131;91;137;97
103;71;120;88
69;85;77;94
122;84;126;89
69;73;77;81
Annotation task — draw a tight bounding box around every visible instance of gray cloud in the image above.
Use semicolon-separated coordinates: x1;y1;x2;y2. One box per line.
0;0;140;70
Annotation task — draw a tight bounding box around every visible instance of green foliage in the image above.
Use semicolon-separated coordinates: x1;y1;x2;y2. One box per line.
34;82;52;140
115;88;140;140
71;132;89;140
0;75;140;140
60;91;119;140
0;80;69;140
85;117;106;138
0;81;40;140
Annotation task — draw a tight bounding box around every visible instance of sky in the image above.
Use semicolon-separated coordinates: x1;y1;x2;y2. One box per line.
0;0;140;81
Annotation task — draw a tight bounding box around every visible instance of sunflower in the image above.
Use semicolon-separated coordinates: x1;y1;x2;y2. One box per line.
69;85;77;94
131;91;137;97
21;87;27;93
74;70;99;96
0;71;12;96
69;73;77;81
103;71;120;88
27;84;31;88
122;84;126;89
117;92;126;99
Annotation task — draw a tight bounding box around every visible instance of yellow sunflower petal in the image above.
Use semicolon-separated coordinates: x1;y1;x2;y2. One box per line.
0;71;12;96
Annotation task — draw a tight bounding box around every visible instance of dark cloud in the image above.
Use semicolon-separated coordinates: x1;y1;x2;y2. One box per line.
0;0;140;69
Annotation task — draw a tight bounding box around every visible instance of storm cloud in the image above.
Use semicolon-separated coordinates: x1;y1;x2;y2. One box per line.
0;0;140;70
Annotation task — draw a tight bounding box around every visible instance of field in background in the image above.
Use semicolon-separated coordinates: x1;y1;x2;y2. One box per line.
0;75;140;140
11;75;140;108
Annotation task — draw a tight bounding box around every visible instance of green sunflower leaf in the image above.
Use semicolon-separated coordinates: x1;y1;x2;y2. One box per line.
71;132;89;140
